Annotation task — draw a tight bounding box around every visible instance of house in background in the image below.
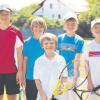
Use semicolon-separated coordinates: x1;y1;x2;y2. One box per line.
33;0;88;19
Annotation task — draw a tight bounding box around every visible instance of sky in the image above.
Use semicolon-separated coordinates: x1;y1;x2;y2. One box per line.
0;0;88;11
0;0;41;10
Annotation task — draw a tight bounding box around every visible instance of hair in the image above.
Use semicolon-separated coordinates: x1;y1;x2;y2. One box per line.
31;17;47;31
40;33;57;46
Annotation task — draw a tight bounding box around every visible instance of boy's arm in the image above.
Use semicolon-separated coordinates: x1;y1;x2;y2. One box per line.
85;60;94;90
22;56;27;87
16;46;23;85
73;53;81;83
73;39;84;84
16;36;23;85
35;79;47;100
34;60;47;100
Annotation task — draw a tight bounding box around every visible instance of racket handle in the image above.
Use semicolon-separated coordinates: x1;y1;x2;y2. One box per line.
50;95;58;100
51;97;58;100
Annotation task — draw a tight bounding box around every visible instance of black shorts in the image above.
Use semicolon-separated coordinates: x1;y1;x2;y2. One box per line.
0;73;20;95
26;80;37;100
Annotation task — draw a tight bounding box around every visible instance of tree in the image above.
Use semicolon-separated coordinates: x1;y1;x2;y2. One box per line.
79;0;100;24
77;0;100;38
11;3;38;27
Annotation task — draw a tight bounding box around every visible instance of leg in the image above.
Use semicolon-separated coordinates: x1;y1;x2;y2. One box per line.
7;94;17;100
0;74;5;100
5;73;20;100
0;95;3;100
26;80;37;100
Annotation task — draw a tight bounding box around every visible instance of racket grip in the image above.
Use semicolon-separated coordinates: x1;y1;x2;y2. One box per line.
51;97;58;100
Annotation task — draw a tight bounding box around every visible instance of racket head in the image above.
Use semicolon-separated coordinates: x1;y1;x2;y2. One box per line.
52;62;75;97
51;60;88;99
53;60;89;98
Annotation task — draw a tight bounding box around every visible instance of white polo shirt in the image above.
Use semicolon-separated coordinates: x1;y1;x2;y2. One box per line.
83;40;100;87
34;53;67;100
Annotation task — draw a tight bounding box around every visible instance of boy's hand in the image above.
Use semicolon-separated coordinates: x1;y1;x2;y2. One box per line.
16;71;22;85
22;76;26;88
87;82;94;91
72;76;78;86
41;95;47;100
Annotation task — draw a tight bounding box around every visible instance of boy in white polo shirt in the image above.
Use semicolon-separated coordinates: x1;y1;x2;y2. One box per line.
83;19;100;100
34;33;68;100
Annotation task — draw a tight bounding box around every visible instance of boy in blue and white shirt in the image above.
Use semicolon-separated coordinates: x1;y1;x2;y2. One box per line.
58;12;84;100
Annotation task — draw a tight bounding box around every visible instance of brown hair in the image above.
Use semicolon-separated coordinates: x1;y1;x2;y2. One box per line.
31;17;47;31
40;33;57;46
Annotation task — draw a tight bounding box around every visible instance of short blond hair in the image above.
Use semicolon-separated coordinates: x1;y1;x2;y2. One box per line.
31;17;47;31
40;33;57;46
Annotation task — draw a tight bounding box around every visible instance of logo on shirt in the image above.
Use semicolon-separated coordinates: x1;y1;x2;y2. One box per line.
89;51;100;57
59;43;76;52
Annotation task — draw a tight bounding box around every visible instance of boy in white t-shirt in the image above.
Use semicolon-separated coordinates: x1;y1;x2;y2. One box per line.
83;19;100;100
34;33;68;100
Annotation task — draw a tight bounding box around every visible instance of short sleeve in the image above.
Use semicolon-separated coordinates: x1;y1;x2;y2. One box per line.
76;40;84;53
16;36;23;48
22;41;28;57
34;60;40;79
82;45;89;61
16;28;24;43
59;56;68;77
57;36;60;51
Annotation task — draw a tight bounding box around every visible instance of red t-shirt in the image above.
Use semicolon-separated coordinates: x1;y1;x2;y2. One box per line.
0;25;23;74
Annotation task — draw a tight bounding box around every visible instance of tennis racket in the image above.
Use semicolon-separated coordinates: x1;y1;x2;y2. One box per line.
72;70;89;100
19;86;27;100
50;60;90;100
74;84;100;100
50;61;75;100
73;63;100;100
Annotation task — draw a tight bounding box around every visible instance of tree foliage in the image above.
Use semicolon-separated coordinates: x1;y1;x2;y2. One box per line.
79;0;100;24
11;3;38;27
77;0;100;38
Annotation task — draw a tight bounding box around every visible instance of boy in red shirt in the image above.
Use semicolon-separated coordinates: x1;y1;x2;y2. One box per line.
0;4;23;100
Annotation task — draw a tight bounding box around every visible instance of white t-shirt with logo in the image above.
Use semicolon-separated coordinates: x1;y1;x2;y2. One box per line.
34;53;67;100
83;40;100;87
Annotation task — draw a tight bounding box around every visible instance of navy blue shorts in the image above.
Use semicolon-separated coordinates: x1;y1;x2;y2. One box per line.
0;73;20;95
26;80;37;100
